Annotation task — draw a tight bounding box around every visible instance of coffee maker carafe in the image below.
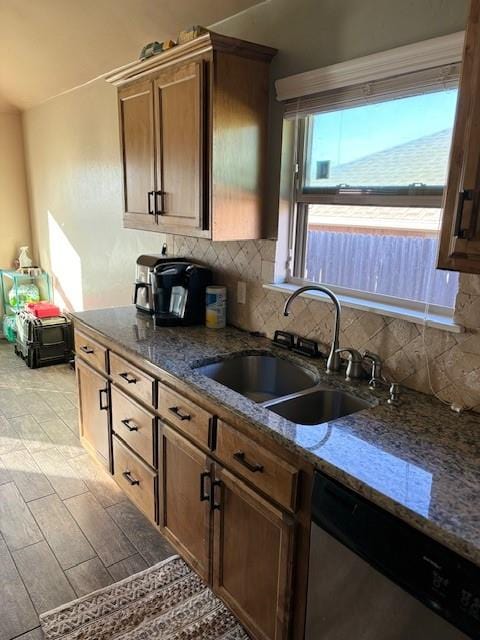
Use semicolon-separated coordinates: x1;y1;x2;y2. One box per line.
152;262;212;326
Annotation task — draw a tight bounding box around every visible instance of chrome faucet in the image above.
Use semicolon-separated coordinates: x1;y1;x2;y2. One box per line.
283;285;342;373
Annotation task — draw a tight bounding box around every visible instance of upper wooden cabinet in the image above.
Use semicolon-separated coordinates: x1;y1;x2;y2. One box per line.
110;32;276;240
439;1;480;272
118;80;155;223
154;61;205;231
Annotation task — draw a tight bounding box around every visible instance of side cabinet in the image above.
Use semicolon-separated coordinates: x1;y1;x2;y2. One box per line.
212;466;295;640
438;0;480;272
76;358;110;467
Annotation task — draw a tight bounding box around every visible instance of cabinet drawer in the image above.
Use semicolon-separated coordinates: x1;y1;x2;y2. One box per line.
74;329;107;373
158;383;213;449
216;421;299;512
111;386;155;467
110;352;155;408
113;435;156;522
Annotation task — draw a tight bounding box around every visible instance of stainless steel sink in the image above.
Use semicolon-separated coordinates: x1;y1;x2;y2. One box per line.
194;354;317;403
265;388;371;425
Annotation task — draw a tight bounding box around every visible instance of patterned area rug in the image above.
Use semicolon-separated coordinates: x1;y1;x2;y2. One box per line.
40;555;250;640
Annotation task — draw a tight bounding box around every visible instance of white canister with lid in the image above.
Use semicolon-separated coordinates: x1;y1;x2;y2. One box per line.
206;286;227;329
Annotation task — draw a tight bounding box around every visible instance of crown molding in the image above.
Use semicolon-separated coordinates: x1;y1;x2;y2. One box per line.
275;31;465;102
105;32;276;87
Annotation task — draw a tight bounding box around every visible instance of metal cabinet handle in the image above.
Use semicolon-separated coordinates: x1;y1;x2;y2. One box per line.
210;479;222;511
168;406;191;421
80;345;94;354
121;419;138;432
98;388;109;411
208;416;217;450
122;470;140;486
119;372;137;384
233;451;264;473
200;471;211;502
155;190;165;219
147;191;155;215
454;189;476;240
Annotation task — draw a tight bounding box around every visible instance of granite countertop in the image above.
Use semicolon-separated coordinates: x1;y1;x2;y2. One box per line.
72;306;480;567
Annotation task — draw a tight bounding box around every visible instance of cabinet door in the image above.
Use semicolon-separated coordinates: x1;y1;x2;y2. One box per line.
439;1;480;272
212;467;295;640
118;79;156;229
154;61;205;233
76;358;110;467
158;424;211;581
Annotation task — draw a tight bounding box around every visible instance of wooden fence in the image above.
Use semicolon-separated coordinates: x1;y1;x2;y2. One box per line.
305;230;458;307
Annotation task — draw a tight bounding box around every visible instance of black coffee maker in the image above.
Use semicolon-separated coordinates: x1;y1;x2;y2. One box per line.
133;245;189;314
151;262;212;326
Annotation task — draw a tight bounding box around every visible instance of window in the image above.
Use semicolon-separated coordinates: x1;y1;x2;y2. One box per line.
290;86;460;312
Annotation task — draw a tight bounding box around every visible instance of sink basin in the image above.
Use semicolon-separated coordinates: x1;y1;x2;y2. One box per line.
194;354;316;403
265;388;371;425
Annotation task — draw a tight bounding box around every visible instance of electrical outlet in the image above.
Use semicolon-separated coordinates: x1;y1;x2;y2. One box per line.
237;281;246;304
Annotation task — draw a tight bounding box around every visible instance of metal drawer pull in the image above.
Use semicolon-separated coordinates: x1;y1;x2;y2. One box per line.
119;372;137;384
200;471;210;502
210;479;222;510
169;406;191;421
233;451;264;473
122;470;140;486
80;345;94;354
98;388;109;411
121;419;138;432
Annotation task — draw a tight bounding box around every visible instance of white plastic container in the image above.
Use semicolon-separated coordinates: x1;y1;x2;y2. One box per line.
206;286;227;329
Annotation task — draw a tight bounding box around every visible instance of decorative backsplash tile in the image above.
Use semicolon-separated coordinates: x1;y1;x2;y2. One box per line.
170;236;480;413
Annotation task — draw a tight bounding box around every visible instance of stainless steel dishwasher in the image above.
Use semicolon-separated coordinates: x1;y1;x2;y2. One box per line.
306;472;479;639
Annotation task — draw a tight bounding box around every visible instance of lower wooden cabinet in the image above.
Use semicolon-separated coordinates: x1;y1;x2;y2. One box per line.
158;424;212;581
158;425;295;640
213;467;295;640
76;358;110;467
74;325;302;640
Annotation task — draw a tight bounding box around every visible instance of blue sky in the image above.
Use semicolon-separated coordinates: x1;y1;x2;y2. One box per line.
308;88;458;178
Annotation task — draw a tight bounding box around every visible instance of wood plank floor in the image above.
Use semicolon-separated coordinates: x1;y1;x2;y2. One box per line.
0;342;174;640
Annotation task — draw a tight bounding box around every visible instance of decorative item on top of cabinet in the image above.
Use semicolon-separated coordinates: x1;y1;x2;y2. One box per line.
107;31;277;240
438;0;480;272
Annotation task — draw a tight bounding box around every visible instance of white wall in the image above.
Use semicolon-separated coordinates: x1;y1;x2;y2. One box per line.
0;111;32;268
23;81;166;311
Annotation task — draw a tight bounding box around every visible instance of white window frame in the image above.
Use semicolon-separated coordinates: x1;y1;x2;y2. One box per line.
274;32;465;328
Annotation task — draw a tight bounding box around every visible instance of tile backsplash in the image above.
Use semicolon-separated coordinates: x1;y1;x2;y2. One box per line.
171;236;480;412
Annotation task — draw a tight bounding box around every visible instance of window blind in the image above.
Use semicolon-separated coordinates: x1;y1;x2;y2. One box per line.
283;63;460;119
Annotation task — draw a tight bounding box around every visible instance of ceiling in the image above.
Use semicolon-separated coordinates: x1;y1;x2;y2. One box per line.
0;0;261;110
